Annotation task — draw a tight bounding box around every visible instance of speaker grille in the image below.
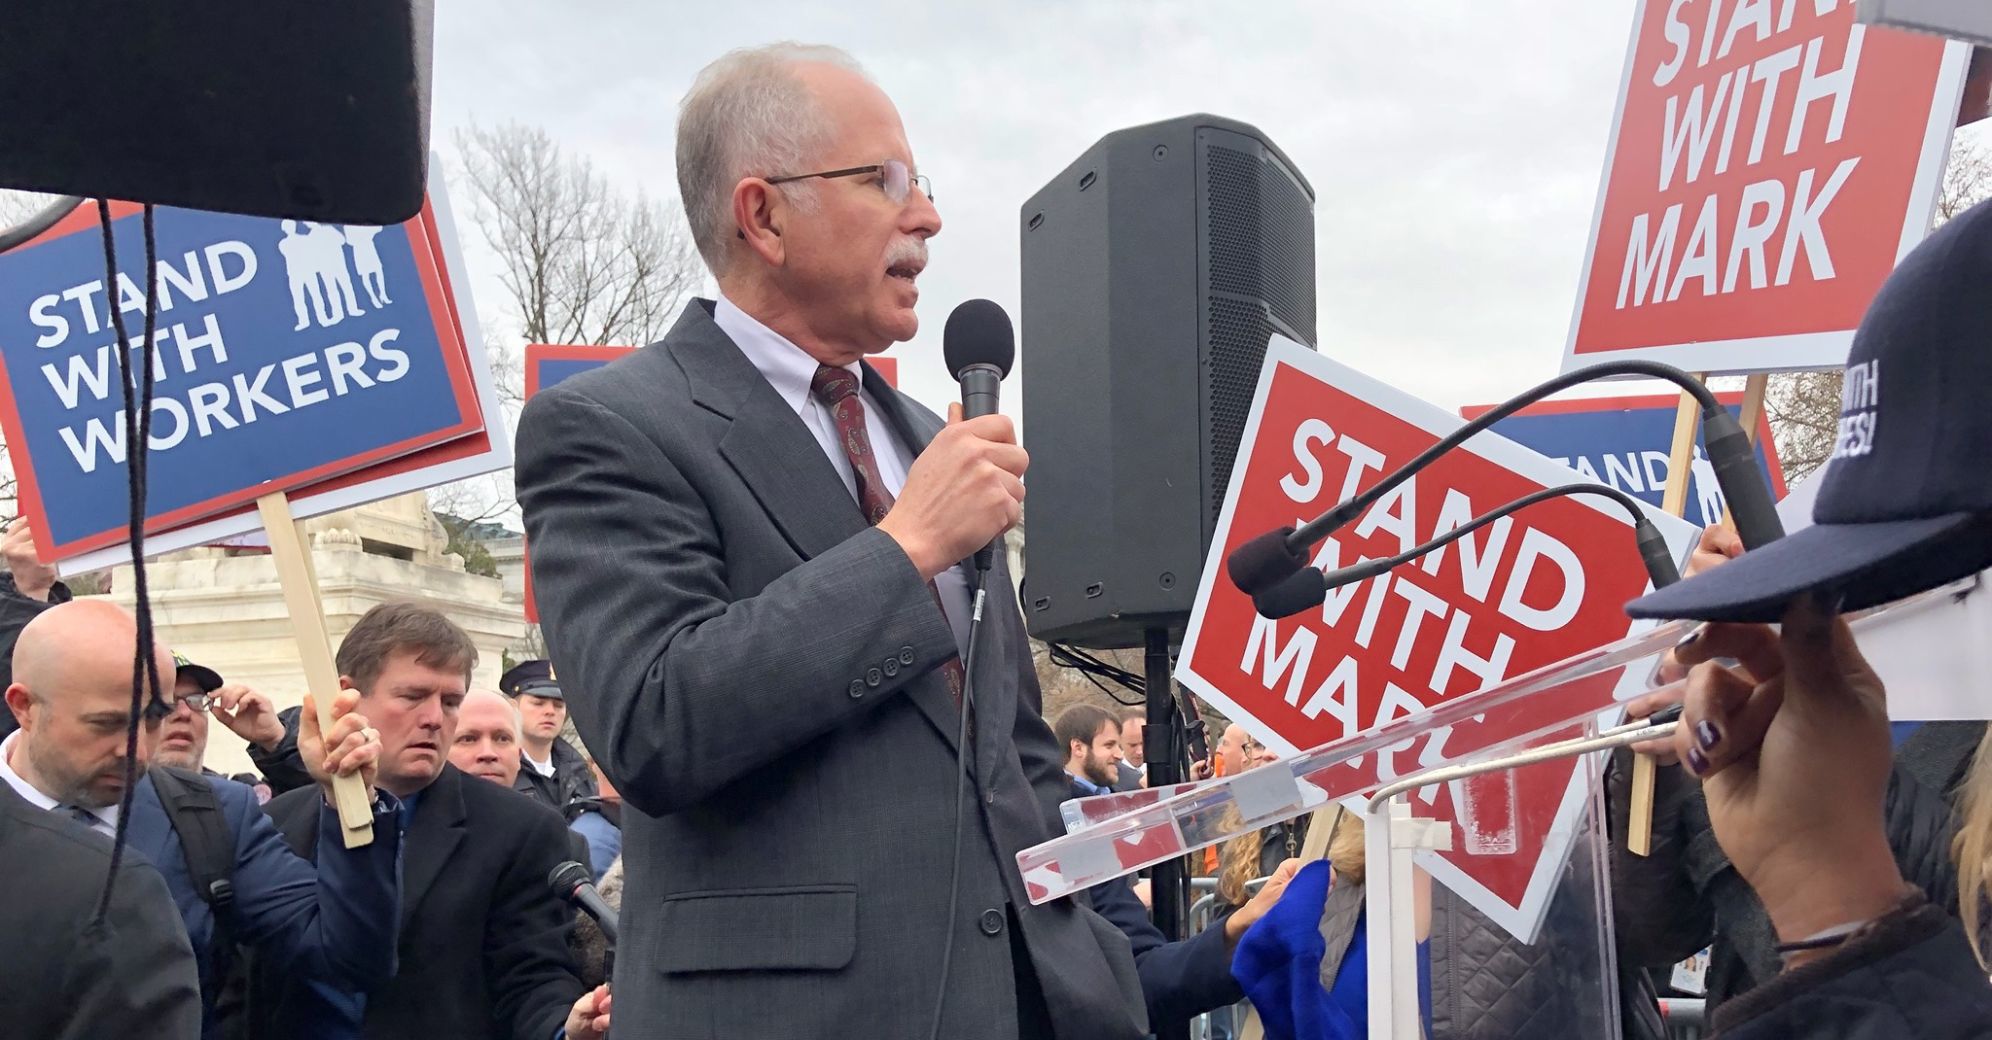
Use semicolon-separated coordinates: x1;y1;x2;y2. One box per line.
1260;159;1317;344
1205;145;1261;300
1202;142;1316;526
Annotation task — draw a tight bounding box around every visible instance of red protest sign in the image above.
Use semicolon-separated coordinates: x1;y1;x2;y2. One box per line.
1564;2;1968;375
1177;339;1695;940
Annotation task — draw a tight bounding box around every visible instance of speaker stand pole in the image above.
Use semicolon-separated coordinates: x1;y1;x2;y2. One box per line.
1143;626;1193;1040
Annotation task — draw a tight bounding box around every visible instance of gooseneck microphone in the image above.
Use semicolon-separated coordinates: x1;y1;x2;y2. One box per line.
1228;360;1783;597
1251;482;1681;620
942;298;1017;573
548;861;619;944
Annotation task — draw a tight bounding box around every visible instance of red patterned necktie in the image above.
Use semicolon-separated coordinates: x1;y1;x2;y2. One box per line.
810;365;966;708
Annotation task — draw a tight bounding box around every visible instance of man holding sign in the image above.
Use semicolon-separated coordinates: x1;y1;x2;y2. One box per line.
0;600;403;1039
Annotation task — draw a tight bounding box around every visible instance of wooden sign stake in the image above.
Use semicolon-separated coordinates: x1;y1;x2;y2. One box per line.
256;492;374;848
1629;373;1710;857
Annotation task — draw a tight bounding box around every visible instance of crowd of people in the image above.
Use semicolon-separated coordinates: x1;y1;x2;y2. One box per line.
9;36;1992;1040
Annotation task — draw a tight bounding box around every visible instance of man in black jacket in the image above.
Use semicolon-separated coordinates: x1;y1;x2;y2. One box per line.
0;779;203;1039
250;603;602;1040
498;659;597;813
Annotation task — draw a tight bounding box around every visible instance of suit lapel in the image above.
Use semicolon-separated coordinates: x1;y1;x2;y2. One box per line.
399;766;468;928
859;370;981;753
673;302;868;562
862;361;942;459
674;304;982;758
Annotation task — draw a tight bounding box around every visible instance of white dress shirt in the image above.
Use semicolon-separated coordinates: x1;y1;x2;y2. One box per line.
523;751;555;778
1;730;119;838
714;295;973;658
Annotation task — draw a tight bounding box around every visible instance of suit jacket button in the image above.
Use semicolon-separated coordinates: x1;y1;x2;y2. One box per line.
847;679;865;699
882;658;900;678
899;646;916;666
978;908;1005;936
866;667;883;687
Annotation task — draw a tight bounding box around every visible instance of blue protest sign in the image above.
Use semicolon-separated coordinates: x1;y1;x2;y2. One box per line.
0;200;484;559
1461;393;1787;526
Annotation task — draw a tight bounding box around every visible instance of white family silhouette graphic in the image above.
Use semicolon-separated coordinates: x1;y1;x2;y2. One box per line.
276;221;393;331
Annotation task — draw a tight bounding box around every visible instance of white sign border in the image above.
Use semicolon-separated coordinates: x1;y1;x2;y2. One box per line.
60;160;513;574
1558;10;1972;377
1176;336;1697;943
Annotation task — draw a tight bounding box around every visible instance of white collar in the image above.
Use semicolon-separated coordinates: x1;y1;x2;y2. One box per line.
0;730;119;833
713;293;864;416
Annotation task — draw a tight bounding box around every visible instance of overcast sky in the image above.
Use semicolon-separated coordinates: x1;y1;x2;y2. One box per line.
431;1;1670;421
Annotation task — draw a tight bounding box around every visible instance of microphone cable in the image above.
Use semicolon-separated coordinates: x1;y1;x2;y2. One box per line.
929;560;990;1040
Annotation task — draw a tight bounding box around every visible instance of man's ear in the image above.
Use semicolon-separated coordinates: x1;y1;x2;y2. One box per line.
732;178;787;266
4;684;31;731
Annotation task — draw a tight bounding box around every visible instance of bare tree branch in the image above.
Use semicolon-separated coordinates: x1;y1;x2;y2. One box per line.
453;121;702;408
432;122;703;555
1766;135;1992;484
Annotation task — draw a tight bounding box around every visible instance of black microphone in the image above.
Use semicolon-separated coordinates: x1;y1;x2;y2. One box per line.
942;299;1017;573
1251;483;1682;620
548;861;618;944
1226;360;1784;596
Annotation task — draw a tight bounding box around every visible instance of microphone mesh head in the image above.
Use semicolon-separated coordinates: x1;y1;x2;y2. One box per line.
943;298;1015;379
547;860;591;895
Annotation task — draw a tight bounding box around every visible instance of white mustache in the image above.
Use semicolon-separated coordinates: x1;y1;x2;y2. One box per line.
885;239;927;271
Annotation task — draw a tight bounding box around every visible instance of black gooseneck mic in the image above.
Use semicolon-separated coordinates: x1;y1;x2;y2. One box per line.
1227;360;1783;598
942;298;1017;572
548;861;619;944
1251;482;1681;620
929;298;1015;1040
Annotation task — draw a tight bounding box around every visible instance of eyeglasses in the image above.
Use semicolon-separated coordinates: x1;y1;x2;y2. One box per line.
767;158;933;204
142;691;210;723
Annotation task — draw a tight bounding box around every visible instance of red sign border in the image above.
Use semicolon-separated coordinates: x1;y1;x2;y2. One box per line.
1559;9;1972;376
0;198;486;561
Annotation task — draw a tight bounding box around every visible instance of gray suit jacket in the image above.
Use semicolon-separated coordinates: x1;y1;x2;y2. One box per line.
515;300;1146;1040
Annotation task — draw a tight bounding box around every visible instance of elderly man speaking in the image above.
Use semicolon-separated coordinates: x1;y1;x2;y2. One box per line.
516;43;1144;1040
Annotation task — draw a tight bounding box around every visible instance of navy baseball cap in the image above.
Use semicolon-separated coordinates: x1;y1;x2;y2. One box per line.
1627;197;1992;623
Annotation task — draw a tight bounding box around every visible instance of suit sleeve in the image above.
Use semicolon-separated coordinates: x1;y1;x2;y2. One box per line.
59;864;204;1040
245;712;317;796
223;781;403;993
1088;877;1244;1024
1005;588;1077;834
515;389;959;817
485;804;586;1040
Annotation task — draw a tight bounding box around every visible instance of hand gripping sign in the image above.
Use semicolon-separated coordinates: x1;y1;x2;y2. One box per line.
1565;0;1968;375
1026;339;1696;941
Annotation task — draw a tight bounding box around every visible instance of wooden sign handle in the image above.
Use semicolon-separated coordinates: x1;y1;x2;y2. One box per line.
1628;373;1711;857
256;493;374;848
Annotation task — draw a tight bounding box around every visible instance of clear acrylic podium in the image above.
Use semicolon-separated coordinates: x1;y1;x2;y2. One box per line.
1017;619;1704;1039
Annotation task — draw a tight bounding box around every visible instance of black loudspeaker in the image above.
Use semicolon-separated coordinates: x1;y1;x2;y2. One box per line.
1021;114;1317;649
0;1;432;225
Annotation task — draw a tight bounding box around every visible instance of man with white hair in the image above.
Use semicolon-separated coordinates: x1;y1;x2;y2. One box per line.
517;43;1145;1040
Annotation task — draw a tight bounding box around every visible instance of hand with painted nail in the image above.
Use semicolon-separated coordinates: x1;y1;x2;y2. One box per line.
1671;595;1903;951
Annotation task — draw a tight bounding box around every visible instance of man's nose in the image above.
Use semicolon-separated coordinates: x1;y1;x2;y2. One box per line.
904;188;941;240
